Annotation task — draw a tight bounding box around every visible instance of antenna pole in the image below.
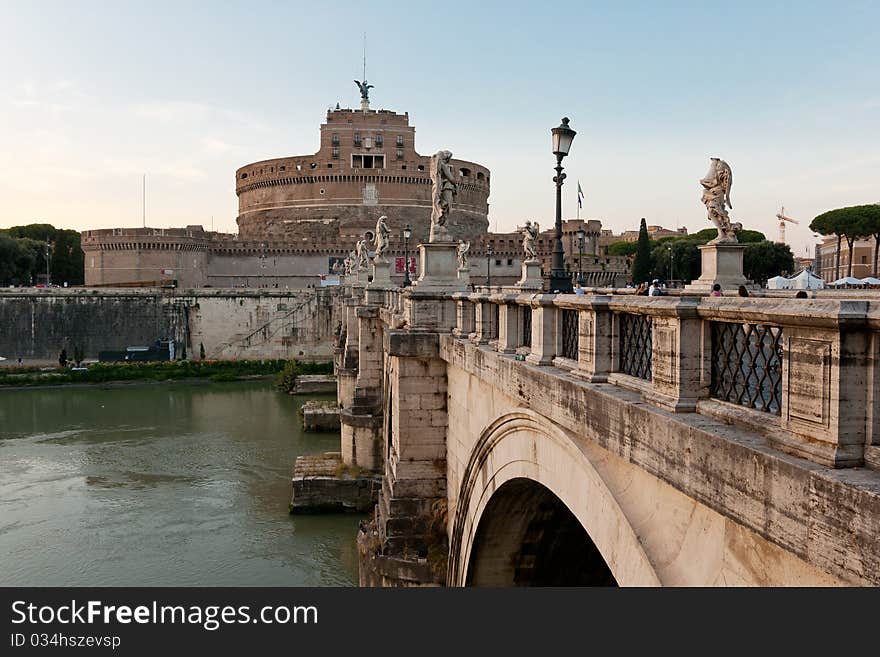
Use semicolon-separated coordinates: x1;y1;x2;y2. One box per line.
363;32;366;81
142;174;146;228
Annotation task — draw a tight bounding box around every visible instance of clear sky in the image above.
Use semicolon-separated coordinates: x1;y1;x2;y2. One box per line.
1;1;878;258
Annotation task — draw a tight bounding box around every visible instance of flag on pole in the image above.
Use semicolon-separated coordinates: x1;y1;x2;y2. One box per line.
577;180;584;209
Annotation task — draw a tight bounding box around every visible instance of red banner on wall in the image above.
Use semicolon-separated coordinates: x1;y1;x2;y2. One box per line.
394;257;416;274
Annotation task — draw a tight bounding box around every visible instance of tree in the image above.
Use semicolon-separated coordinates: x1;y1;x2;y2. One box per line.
743;241;795;284
690;227;766;244
607;240;642;257
0;224;85;285
631;218;653;284
812;205;880;278
651;240;701;284
811;209;854;280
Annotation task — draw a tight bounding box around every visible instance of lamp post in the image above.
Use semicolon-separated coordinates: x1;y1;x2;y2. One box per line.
575;227;586;286
402;224;412;287
485;247;493;288
668;245;674;287
549;117;576;293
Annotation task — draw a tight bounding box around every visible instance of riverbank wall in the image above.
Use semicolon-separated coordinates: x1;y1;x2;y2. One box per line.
0;287;338;362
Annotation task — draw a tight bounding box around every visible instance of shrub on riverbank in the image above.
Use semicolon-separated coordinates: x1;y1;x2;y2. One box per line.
0;359;289;387
275;360;334;393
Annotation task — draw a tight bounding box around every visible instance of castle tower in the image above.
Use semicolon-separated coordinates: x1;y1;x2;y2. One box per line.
235;102;490;247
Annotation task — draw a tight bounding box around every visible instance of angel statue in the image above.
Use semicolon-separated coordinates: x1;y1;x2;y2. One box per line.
518;220;540;262
700;157;741;243
374;215;390;259
354;79;374;101
456;240;470;270
429;150;458;241
354;239;368;270
343;251;356;276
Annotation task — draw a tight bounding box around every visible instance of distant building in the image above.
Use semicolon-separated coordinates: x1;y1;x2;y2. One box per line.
815;235;877;281
81;87;628;288
616;224;689;243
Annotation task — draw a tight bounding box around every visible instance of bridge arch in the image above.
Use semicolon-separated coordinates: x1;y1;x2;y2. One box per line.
447;410;660;586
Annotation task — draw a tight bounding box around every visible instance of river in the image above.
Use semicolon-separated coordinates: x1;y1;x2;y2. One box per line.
0;380;360;586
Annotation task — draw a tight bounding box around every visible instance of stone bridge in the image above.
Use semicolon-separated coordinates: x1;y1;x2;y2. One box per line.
333;271;880;586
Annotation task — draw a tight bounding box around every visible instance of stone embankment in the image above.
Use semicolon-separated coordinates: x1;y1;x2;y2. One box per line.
301;400;341;431
290;452;381;513
291;374;337;394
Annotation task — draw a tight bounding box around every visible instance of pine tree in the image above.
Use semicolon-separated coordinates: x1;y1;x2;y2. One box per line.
631;218;652;284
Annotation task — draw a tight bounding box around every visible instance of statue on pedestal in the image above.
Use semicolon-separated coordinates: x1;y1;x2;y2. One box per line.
374;215;390;259
700;157;741;243
355;239;369;270
429;150;458;241
456;240;470;270
344;251;356;276
354;79;374;101
518;221;540;262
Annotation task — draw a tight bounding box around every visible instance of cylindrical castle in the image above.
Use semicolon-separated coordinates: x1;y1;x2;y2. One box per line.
235;106;490;245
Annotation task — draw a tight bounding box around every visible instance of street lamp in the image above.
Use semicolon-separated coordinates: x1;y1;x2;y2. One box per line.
485;247;493;288
402;224;412;287
549;117;576;293
667;245;674;287
575;227;586;286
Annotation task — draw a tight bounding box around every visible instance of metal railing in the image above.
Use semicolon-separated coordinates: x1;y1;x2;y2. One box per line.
710;321;783;414
561;309;578;360
618;312;652;380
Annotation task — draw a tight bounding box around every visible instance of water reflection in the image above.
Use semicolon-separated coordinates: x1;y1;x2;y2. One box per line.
0;381;360;586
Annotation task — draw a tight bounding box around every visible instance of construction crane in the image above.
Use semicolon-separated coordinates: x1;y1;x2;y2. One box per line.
775;205;800;244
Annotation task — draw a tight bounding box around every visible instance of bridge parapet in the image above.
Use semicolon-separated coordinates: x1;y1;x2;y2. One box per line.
452;292;877;469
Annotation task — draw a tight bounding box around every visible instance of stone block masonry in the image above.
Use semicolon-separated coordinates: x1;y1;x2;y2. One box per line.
0;287;338;362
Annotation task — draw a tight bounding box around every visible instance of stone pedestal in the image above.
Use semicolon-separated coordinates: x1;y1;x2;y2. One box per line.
356;266;370;286
458;266;470;288
370;258;393;287
411;241;464;291
517;259;544;290
683;243;749;294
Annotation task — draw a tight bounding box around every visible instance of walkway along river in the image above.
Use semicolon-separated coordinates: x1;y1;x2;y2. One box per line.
0;380;360;586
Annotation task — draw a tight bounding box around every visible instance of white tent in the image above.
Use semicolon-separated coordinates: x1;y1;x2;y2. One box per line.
860;277;880;286
766;275;791;290
830;276;864;287
790;269;825;290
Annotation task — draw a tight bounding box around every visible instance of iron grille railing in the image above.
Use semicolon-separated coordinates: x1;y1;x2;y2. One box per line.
618;313;652;380
521;307;532;348
561;310;579;360
710;321;783;414
488;304;499;340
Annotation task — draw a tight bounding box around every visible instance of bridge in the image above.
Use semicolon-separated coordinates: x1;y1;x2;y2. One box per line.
331;267;880;586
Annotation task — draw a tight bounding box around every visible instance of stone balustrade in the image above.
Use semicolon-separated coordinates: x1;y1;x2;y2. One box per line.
441;291;879;469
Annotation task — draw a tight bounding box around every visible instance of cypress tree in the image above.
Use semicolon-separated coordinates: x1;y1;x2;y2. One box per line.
631;217;652;284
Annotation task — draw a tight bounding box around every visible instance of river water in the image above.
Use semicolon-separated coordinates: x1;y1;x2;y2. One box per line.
0;381;360;586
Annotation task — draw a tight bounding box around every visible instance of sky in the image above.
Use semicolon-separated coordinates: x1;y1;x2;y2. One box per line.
1;1;878;259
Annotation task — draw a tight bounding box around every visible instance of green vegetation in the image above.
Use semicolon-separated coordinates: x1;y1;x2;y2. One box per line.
811;204;880;278
631;218;652;284
0;223;85;286
275;359;334;393
0;359;288;388
606;225;794;284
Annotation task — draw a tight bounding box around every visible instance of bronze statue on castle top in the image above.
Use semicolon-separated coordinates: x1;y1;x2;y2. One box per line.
354;79;374;101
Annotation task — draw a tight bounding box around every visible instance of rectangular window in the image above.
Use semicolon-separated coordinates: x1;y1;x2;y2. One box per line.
354;133;361;146
507;258;513;266
396;135;404;146
353;155;385;169
397;149;404;160
495;259;502;266
332;147;339;159
376;134;383;146
331;134;339;146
